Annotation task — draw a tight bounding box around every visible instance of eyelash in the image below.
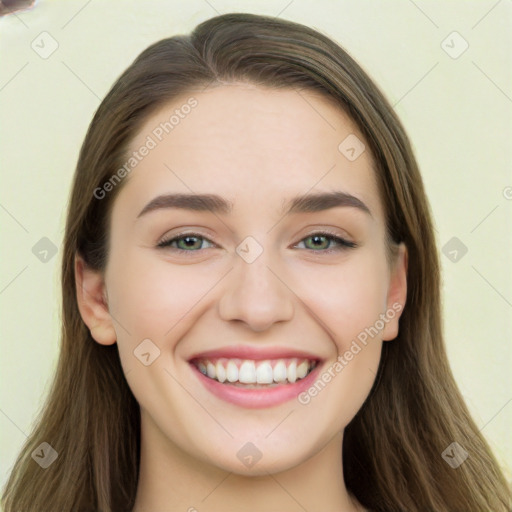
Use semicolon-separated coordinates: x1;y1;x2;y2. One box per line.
156;230;357;256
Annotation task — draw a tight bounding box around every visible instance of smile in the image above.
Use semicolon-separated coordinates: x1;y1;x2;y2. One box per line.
191;357;318;387
188;347;324;409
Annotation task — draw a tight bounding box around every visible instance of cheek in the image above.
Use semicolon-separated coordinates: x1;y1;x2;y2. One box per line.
106;251;222;343
292;249;388;421
104;253;223;411
294;250;390;346
316;339;382;428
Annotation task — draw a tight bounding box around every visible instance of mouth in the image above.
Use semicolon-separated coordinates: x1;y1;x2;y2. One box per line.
190;357;319;388
188;349;323;409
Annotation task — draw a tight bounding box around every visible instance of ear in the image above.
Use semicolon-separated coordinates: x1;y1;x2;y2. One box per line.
75;254;117;345
382;243;408;341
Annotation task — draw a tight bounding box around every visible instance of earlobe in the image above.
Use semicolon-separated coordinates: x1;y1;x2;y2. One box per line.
74;254;117;346
382;243;408;341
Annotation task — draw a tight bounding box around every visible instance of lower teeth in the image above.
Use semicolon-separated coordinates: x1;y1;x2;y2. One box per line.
207;369;313;387
227;381;289;388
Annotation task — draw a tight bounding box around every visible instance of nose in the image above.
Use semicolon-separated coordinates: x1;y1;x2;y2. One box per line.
218;247;295;332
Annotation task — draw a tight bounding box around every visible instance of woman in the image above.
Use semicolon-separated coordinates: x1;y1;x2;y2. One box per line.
2;12;510;512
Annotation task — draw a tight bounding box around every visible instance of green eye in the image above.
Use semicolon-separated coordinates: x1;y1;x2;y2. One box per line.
157;231;357;254
158;233;214;251
296;232;357;252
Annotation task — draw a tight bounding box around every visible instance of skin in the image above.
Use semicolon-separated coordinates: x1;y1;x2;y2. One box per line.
75;84;407;512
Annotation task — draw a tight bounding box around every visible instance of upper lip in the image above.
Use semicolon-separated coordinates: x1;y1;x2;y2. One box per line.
188;344;323;362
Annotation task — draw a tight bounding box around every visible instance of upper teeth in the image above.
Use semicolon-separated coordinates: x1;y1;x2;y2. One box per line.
195;358;315;384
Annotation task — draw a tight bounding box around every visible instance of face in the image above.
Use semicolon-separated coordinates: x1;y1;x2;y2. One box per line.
76;84;407;476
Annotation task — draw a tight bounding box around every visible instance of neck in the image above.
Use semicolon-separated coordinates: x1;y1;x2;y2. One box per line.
132;411;363;512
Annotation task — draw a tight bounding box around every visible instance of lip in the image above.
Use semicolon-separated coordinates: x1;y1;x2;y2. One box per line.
188;344;323;362
189;356;323;409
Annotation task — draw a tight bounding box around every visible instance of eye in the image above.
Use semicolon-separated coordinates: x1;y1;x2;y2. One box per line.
157;232;216;252
294;231;357;253
156;230;357;255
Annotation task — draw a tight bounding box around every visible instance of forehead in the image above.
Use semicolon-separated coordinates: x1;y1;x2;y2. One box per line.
120;84;384;223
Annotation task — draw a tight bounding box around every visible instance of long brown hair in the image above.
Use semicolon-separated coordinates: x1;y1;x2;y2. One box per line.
2;12;510;512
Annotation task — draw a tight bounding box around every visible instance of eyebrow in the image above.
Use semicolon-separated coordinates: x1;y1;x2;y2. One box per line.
137;190;372;218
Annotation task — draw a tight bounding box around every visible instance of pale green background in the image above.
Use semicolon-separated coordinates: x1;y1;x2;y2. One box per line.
1;0;511;499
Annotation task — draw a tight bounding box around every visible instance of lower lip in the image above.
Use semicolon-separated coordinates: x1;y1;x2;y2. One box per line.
190;362;322;409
